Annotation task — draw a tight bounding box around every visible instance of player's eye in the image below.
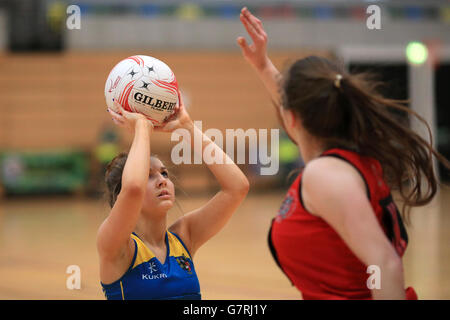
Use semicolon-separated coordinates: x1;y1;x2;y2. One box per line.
161;170;169;178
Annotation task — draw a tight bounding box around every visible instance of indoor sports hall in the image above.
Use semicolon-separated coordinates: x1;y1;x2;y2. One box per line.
0;0;449;300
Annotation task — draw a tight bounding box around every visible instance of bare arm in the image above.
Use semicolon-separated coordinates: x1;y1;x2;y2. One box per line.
158;94;249;256
97;103;153;261
302;157;406;299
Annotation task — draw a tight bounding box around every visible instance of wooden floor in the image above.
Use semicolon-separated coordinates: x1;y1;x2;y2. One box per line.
0;188;449;300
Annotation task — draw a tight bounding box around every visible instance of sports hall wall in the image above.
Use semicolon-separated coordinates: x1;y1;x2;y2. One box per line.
0;0;449;196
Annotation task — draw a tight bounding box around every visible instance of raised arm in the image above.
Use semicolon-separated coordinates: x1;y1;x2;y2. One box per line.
173;124;249;256
237;7;298;144
159;94;249;257
97;102;153;261
237;7;282;107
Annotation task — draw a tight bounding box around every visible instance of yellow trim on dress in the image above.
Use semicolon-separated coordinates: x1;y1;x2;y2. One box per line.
167;232;191;259
131;233;156;269
120;281;125;300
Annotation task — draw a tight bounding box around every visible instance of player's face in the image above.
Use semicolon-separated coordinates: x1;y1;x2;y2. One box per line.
142;157;175;215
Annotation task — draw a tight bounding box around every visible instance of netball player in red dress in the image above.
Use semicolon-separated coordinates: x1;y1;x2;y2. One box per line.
237;7;450;300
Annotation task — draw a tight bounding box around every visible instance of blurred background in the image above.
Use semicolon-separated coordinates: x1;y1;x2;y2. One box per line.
0;0;449;299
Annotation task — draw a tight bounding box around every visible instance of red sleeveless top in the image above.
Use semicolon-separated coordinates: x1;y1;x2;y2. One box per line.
269;148;417;300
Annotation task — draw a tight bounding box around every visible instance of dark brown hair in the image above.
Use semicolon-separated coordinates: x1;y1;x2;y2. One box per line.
281;55;450;222
104;153;184;211
104;152;128;208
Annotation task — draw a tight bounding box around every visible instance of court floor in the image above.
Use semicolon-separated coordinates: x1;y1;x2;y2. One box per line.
0;188;449;300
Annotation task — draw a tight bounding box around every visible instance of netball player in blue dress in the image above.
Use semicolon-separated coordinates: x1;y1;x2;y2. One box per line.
97;93;249;300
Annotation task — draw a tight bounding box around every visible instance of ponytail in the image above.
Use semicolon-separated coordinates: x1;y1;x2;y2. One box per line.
339;72;449;222
282;56;450;222
105;152;128;208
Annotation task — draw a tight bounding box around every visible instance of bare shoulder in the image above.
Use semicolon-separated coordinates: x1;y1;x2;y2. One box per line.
302;156;365;189
301;156;368;216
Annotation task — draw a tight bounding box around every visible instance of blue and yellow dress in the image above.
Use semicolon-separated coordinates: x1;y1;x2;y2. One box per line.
101;231;201;300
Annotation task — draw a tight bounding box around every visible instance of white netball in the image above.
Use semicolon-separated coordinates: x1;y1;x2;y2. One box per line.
105;55;179;126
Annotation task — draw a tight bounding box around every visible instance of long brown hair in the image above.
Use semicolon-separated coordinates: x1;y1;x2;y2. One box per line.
281;55;450;222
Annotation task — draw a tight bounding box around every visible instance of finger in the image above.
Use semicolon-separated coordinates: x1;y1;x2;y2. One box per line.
177;89;183;105
153;120;169;132
113;100;132;117
237;36;250;54
243;7;263;29
160;121;177;133
110;99;121;114
239;13;262;44
107;106;120;115
178;90;188;110
165;104;181;124
147;118;155;129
